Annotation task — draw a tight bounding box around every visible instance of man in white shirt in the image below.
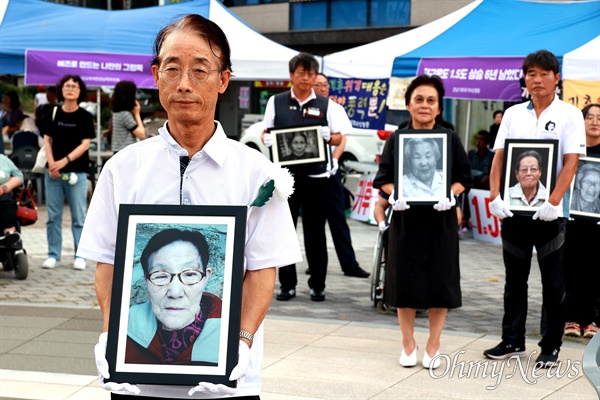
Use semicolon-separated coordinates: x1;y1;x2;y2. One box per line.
77;14;301;400
484;50;586;368
261;53;342;302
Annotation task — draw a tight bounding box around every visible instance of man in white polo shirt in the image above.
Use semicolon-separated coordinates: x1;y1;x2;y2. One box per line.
483;50;586;368
77;14;301;400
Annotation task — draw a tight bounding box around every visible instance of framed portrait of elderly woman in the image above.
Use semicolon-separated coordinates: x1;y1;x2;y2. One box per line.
395;130;451;205
268;124;330;167
569;157;600;221
500;139;558;215
105;204;247;387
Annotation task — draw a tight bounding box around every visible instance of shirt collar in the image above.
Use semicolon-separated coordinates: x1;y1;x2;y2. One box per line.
290;87;316;107
158;120;229;167
526;94;559;111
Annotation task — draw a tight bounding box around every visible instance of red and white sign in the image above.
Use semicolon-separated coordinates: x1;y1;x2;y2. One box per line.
467;189;502;245
350;173;379;225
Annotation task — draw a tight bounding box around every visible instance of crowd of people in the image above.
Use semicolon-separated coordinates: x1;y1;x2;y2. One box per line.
1;16;598;397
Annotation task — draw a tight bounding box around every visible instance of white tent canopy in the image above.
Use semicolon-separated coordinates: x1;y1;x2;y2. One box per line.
321;0;482;79
562;35;600;81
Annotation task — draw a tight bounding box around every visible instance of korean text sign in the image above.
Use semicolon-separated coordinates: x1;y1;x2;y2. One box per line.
328;77;389;130
26;50;155;88
418;57;524;101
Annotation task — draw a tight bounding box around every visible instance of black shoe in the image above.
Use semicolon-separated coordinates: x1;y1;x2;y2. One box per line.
305;268;311;275
310;288;325;302
276;288;296;301
535;349;559;369
343;264;370;278
0;231;20;246
483;342;526;360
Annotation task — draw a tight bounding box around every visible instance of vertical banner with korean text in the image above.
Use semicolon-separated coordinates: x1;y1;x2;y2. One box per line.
328;78;389;130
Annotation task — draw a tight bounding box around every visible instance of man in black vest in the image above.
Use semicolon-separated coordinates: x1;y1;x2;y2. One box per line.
262;53;342;302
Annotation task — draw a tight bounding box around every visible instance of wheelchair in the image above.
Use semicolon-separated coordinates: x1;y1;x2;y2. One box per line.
0;219;29;280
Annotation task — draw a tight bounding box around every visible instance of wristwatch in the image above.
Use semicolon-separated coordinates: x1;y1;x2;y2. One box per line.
239;330;254;347
1;184;8;193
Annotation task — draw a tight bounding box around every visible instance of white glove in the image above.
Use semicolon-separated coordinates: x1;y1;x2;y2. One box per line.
263;133;273;148
378;221;389;233
390;190;410;212
94;332;140;395
188;341;250;396
433;190;456;212
489;196;514;219
532;201;561;221
328;158;339;177
320;126;331;143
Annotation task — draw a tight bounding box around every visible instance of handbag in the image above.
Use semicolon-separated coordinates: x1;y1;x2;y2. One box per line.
16;188;38;226
32;106;57;174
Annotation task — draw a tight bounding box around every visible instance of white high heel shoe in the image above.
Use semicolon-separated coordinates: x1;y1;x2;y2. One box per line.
399;346;418;367
422;350;441;369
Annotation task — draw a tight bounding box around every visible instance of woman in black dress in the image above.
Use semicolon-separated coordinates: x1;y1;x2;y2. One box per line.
373;74;472;369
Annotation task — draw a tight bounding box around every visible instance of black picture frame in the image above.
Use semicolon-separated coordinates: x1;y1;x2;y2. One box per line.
105;204;247;387
569;156;600;221
394;129;451;205
268;124;329;167
500;139;559;215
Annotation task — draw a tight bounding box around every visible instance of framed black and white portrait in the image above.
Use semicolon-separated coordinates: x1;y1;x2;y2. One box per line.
569;157;600;220
500;139;558;215
105;204;246;387
394;130;451;205
268;125;329;167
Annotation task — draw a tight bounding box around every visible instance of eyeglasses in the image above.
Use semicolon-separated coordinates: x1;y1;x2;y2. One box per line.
294;70;316;78
63;84;80;90
159;67;220;84
147;269;206;286
518;167;540;174
314;83;329;88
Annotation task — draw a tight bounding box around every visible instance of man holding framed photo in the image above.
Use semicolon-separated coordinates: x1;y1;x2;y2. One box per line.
484;50;586;368
77;14;302;399
261;53;344;302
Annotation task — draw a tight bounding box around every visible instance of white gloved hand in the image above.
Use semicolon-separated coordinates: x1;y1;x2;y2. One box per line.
188;341;250;396
489;196;514;219
94;332;140;395
390;190;410;212
320;126;331;143
328;158;339;177
433;190;456;212
378;221;389;233
263;133;273;148
532;201;561;221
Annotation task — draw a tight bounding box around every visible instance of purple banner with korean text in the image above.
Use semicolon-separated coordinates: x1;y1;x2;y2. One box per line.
328;78;389;130
25;50;156;89
417;57;524;101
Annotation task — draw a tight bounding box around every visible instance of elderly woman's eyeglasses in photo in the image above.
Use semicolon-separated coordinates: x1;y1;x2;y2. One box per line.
159;67;220;84
63;84;80;90
148;269;206;286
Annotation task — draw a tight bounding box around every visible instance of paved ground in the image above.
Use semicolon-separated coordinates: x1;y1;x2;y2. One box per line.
0;200;597;399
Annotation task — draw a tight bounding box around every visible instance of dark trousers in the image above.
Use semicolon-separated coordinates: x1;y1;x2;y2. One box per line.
324;171;358;272
0;193;18;231
500;216;567;352
564;219;600;326
279;176;328;292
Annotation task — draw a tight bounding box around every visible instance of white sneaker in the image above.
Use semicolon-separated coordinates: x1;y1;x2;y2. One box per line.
73;258;86;270
42;257;57;269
